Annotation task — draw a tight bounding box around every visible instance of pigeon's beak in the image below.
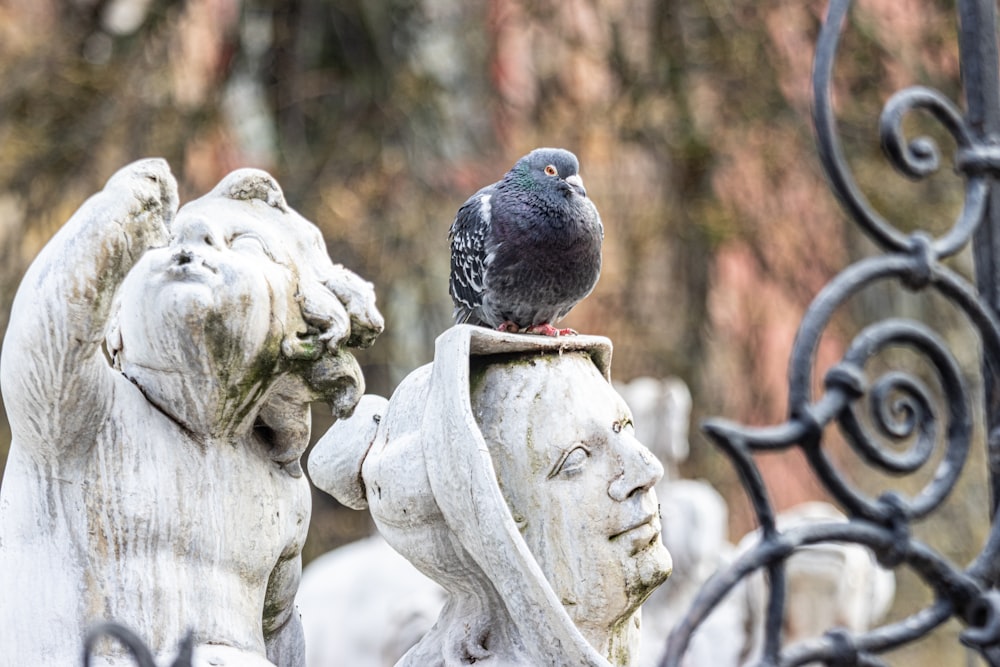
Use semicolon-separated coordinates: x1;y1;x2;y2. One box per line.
565;173;587;198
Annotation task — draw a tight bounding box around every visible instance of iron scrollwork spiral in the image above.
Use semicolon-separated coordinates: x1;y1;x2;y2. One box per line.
661;0;1000;665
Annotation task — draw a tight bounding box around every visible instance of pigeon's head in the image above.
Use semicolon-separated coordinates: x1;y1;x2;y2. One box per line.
512;147;588;199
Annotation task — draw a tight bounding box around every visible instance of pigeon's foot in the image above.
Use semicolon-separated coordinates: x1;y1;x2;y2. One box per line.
496;321;522;333
525;323;577;337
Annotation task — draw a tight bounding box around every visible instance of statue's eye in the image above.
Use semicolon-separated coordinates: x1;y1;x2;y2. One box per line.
550;445;590;479
544;164;558;177
230;233;268;255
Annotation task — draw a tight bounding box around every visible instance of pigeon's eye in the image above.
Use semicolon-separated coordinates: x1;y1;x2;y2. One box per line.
544;164;558;177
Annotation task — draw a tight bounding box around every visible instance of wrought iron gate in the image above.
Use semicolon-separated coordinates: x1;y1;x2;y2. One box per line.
662;0;1000;665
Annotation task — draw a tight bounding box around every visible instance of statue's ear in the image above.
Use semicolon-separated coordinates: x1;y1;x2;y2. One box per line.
279;279;352;362
280;334;322;361
309;394;388;510
209;168;289;213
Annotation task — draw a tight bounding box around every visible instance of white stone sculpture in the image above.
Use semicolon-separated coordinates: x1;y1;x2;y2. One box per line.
296;534;447;667
613;375;747;667
0;159;383;666
296;373;695;667
618;377;896;667
614;376;692;481
638;480;745;667
309;325;673;666
739;501;896;665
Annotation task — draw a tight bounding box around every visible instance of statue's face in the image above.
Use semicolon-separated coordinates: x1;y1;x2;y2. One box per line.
114;197;299;387
475;353;673;634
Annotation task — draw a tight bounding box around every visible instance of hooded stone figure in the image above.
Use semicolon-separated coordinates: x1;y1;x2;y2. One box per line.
0;159;382;666
309;325;673;666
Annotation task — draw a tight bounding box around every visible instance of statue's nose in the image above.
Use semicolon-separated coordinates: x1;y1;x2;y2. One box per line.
172;218;222;251
174;249;194;265
608;435;663;502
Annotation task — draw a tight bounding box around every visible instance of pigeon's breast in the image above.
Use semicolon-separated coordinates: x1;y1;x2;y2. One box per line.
484;200;602;326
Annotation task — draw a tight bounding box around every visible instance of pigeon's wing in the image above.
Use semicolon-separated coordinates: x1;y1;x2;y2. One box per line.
448;188;494;324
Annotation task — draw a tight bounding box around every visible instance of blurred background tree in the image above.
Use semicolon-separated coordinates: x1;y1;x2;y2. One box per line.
0;0;987;662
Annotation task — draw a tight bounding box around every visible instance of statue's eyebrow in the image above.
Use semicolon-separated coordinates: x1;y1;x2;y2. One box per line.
611;417;632;434
227;228;279;262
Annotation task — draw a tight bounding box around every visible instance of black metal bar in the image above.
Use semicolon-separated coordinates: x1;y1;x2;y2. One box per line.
82;623;193;667
662;0;1000;664
959;0;1000;523
957;0;1000;151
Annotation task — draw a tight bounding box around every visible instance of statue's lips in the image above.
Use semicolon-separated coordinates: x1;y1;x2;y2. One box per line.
164;261;219;282
611;513;661;555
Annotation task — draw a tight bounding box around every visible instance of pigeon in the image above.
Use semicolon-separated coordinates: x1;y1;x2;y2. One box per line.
448;147;604;336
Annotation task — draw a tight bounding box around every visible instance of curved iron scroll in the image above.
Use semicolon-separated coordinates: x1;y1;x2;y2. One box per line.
661;0;1000;665
82;622;194;667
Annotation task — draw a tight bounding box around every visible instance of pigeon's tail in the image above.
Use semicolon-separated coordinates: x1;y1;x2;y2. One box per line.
453;304;485;327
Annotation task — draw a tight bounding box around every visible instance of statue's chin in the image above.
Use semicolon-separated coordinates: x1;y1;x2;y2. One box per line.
118;299;267;370
118;359;216;428
628;540;673;608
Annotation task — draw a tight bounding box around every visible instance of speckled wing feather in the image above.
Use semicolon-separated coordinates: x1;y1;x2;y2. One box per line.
448;189;494;325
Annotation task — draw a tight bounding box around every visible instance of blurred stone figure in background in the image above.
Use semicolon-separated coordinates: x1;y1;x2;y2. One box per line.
310;326;672;666
617;376;746;667
296;534;447;667
615;376;692;482
638;479;745;667
0;159;382;666
738;502;896;666
614;377;897;667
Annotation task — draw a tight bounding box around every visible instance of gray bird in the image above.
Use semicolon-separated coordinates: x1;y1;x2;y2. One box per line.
448;147;604;336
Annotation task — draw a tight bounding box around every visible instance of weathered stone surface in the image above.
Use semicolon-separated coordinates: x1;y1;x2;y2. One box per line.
296;535;446;667
310;325;672;666
0;159;382;666
739;502;896;664
614;376;692;481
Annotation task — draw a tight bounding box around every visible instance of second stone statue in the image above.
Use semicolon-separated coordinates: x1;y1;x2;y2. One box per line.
0;159;383;667
310;324;672;666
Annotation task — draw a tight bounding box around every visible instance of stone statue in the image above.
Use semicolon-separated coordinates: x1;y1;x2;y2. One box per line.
738;501;896;665
615;375;747;667
296;534;447;667
309;325;673;666
614;376;692;482
0;159;383;666
620;373;896;666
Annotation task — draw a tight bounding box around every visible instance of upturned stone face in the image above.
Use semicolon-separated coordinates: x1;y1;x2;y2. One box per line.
0;159;382;667
310;325;672;667
473;351;672;651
